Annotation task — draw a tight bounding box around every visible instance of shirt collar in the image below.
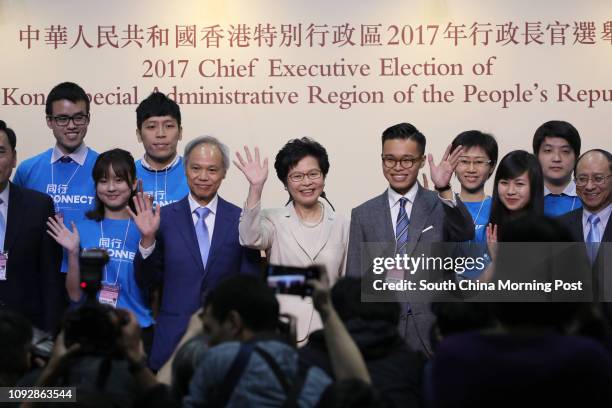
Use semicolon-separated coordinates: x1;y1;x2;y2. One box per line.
387;181;419;208
582;203;612;225
51;143;88;166
188;193;218;216
544;180;577;197
140;154;180;171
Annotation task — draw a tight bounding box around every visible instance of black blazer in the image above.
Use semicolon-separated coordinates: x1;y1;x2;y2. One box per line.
0;182;64;331
558;207;612;301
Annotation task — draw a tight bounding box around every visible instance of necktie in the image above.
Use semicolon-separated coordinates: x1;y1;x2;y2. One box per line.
59;156;73;163
195;207;211;269
0;198;5;251
396;197;410;254
586;214;601;264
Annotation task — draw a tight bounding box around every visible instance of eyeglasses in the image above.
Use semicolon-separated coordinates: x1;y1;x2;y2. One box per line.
457;159;491;168
381;155;422;169
288;169;322;183
575;174;611;187
48;113;90;127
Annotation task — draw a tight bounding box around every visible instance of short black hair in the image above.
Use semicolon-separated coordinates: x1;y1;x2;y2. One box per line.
86;149;137;222
0;310;33;387
489;150;544;236
45;82;90;115
204;275;279;332
0;120;16;150
574;149;612;174
136;92;182;130
274;137;330;185
451;130;498;168
381;123;426;156
331;277;400;326
532;120;581;157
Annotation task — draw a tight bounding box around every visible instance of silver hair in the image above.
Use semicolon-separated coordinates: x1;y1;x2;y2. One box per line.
183;135;231;171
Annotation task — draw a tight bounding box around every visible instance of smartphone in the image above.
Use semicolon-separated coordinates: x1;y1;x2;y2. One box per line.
266;265;321;297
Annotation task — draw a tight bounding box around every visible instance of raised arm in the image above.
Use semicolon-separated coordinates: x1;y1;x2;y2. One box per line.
234;146;275;250
309;269;370;383
233;146;269;209
46;215;81;302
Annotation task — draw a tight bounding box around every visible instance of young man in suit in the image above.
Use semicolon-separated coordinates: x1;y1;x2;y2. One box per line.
346;122;474;356
0;121;63;331
132;136;261;370
558;149;611;298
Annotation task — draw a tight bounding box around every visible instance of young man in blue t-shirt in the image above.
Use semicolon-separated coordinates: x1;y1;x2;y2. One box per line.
135;92;188;207
533;120;582;217
13;82;98;270
450;130;498;279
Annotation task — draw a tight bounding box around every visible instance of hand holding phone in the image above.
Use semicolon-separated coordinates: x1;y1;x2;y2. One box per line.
266;265;321;297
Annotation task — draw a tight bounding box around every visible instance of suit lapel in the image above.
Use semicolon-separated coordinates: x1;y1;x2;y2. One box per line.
4;183;24;252
375;191;395;243
405;186;434;256
206;197;231;271
603;214;612;242
173;197;205;272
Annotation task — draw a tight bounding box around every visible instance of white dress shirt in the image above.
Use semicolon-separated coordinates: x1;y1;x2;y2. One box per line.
139;193;219;258
50;143;88;165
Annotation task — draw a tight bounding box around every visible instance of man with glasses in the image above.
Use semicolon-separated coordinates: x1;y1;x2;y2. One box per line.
13;82;98;271
533;120;582;217
346;122;474;356
559;150;611;282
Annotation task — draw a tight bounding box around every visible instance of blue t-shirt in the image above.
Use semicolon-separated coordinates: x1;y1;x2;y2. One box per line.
13;147;99;271
464;197;492;243
544;194;581;217
135;156;189;207
457;197;492;280
77;218;153;328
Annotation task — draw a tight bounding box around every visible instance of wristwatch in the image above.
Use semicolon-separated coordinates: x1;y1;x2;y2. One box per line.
434;184;452;192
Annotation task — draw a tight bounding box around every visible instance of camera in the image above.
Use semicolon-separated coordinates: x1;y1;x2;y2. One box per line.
63;248;127;355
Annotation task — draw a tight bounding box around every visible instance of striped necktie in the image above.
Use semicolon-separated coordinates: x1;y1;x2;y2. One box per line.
396;197;410;254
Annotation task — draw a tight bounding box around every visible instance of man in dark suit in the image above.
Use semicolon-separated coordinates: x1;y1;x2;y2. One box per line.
133;136;261;370
347;123;474;356
558;149;611;299
0;120;63;331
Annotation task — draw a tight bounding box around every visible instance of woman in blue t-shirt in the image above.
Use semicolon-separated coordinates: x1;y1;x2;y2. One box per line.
47;149;154;333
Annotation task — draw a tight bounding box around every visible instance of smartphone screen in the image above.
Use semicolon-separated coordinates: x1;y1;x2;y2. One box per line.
266;265;320;296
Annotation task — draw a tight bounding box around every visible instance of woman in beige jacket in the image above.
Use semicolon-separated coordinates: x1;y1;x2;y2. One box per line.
234;138;349;343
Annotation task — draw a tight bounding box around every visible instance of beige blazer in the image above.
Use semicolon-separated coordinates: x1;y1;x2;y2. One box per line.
239;201;349;342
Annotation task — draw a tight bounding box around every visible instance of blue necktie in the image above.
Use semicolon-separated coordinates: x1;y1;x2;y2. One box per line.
396;197;410;254
0;198;5;251
59;156;73;163
586;214;601;264
195;207;211;269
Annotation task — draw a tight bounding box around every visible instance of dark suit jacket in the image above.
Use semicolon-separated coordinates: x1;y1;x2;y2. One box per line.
346;185;474;356
558;207;612;301
134;195;261;369
0;182;64;331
